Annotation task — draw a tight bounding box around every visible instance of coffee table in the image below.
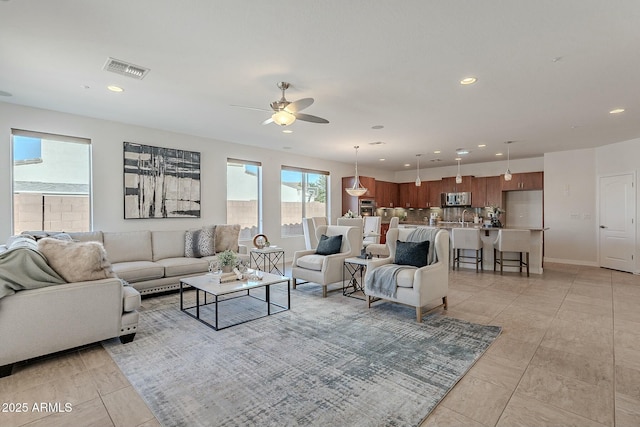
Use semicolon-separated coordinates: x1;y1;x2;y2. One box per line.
179;272;290;330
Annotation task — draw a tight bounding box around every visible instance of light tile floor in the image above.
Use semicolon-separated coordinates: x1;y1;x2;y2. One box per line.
1;263;638;427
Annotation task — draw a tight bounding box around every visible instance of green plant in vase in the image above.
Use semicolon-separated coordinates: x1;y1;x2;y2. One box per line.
217;250;238;273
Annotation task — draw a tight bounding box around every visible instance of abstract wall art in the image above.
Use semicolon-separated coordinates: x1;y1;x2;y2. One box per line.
123;142;201;219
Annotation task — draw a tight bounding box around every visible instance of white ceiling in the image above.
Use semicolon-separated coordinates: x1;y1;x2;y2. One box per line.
1;0;639;171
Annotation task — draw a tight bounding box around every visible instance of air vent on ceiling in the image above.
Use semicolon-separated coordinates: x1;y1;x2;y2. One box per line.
103;57;150;80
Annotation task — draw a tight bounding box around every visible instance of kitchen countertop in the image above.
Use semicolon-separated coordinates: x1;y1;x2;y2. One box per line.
398;222;548;231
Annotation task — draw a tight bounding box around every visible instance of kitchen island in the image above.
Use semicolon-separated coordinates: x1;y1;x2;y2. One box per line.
399;223;547;274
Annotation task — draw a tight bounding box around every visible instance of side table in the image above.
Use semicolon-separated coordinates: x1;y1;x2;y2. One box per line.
250;247;285;275
343;256;370;300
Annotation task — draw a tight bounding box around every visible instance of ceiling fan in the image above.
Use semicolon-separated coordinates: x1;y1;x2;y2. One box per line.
234;82;329;126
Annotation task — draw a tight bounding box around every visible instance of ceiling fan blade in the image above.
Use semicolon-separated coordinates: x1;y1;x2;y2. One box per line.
231;104;272;112
285;98;314;113
261;117;274;125
294;112;329;124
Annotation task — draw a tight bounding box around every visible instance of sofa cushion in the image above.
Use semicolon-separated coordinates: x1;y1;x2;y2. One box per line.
316;234;343;256
396;268;417;288
37;238;117;283
295;254;325;271
185;227;215;258
111;261;164;283
103;231;153;263
67;231;104;243
156;257;209;277
395;240;430;268
122;286;141;312
214;224;240;253
152;230;186;261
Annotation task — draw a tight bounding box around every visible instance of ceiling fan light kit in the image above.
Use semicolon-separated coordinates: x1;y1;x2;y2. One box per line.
241;81;329;127
346;145;368;197
272;110;296;126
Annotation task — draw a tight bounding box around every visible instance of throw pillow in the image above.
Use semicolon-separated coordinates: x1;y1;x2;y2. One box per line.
185;227;215;258
315;234;343;256
395;240;430;268
37;238;117;282
214;224;240;253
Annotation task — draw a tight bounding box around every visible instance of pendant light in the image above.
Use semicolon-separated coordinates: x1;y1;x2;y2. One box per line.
415;154;422;187
455;158;462;184
504;141;513;181
345;145;368;197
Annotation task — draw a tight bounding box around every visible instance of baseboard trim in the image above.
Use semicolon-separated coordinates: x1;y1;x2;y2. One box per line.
544;257;599;267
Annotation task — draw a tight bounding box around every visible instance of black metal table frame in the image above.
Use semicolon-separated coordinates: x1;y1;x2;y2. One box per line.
342;260;367;300
179;278;290;331
250;249;285;275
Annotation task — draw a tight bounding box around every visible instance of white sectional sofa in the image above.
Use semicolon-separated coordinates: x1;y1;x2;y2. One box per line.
0;224;246;377
40;226;248;295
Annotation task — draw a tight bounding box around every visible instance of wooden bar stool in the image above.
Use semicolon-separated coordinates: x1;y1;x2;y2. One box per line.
493;229;531;276
451;228;483;272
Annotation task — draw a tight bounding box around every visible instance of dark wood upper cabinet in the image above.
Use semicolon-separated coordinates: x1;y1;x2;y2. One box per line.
427;180;442;208
441;176;473;193
485;176;503;207
375;181;398;208
471;177;486;207
501;172;543;191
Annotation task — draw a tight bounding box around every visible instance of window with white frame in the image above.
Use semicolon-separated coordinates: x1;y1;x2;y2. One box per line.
12;129;92;234
227;158;261;240
281;166;328;237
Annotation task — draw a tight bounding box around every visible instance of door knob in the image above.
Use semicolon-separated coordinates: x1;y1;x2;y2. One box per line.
599;225;607;228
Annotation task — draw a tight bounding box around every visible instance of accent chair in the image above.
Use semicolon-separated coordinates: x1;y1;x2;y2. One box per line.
292;225;361;297
364;227;449;322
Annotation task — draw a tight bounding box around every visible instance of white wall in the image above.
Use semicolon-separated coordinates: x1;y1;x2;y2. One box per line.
543;148;598;266
544;141;640;273
0;102;386;259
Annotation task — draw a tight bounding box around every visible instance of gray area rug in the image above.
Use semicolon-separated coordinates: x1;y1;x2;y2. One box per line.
104;284;501;427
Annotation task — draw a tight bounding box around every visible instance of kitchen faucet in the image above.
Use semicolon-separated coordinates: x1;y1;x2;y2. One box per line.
460;209;470;226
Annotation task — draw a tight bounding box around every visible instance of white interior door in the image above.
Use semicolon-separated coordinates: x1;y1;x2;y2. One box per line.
599;173;635;272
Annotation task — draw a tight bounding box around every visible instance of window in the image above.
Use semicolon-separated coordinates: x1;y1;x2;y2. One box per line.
12;129;92;234
281;166;328;237
227;158;261;240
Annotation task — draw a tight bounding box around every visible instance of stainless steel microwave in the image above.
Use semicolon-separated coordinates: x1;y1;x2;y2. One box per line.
441;192;472;207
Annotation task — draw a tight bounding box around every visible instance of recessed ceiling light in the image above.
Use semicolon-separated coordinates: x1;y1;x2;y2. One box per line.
379;158;385;162
433;150;441;154
107;85;124;92
460;77;477;85
371;125;384;129
552;56;563;63
609;108;625;114
456;149;470;155
282;129;293;134
454;157;462;161
496;152;504;156
0;90;12;97
477;144;486;148
404;163;411;167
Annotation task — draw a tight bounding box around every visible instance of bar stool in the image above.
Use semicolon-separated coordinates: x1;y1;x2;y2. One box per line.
451;228;483;272
493;229;531;276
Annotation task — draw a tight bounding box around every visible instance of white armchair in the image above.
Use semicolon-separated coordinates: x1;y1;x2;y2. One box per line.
364;227;449;322
292;225;361;297
366;216;399;258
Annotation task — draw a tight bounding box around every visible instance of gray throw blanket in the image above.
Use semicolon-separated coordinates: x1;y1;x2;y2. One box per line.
365;227;440;298
365;264;416;298
0;247;66;299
